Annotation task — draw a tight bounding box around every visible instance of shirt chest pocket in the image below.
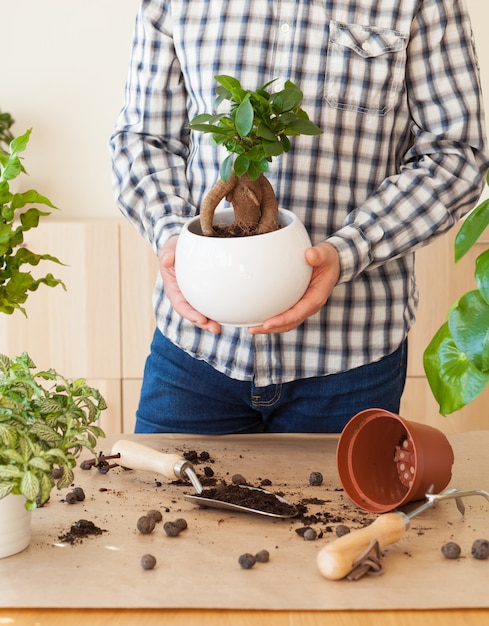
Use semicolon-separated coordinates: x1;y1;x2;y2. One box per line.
324;21;408;116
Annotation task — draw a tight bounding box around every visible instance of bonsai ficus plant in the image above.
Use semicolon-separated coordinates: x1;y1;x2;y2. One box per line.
0;352;107;510
188;75;322;237
423;184;489;415
1;125;65;315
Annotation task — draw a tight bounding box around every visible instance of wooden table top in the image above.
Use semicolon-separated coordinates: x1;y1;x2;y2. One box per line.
1;431;488;624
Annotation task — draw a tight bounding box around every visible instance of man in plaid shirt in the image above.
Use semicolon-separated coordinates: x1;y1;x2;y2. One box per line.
110;0;488;434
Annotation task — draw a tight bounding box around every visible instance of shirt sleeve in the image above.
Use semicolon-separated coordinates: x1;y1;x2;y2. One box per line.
109;0;194;253
326;0;489;284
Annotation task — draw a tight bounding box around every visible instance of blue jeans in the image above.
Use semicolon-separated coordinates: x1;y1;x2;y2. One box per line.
135;330;407;434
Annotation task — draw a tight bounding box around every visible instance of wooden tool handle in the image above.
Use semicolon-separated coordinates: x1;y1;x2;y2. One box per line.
316;512;409;580
111;440;184;481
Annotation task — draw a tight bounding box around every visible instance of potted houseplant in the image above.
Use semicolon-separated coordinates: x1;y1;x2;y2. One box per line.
175;75;323;326
0;117;107;558
423;181;489;415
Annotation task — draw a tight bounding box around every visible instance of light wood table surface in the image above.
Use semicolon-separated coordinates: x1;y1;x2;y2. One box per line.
1;432;488;625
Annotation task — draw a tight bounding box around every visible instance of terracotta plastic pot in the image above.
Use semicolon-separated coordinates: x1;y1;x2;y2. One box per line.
336;408;455;513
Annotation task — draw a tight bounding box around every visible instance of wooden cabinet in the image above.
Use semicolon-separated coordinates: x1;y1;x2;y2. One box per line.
0;219;155;434
0;219;486;434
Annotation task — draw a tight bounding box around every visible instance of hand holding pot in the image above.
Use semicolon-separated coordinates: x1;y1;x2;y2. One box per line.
248;242;340;335
158;236;222;334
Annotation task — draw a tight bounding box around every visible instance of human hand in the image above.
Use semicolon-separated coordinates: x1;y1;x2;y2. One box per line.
248;242;340;335
158;237;222;334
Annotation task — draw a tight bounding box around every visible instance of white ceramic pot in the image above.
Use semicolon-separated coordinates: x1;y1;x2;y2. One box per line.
0;494;32;558
175;208;313;326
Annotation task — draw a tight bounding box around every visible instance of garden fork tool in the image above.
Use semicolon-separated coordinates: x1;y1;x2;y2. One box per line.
317;487;489;581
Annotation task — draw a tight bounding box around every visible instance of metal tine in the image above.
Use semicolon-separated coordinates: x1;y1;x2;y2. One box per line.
424;488;489;517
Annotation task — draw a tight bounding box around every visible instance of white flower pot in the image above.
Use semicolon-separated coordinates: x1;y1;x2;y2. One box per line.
0;494;32;558
175;208;313;326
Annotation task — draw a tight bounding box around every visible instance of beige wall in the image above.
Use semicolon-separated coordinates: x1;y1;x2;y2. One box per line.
3;0;140;219
2;0;489;219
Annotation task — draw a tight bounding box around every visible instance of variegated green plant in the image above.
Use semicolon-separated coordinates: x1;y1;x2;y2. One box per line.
0;352;106;510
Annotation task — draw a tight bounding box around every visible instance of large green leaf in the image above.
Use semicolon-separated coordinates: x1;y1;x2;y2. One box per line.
449;290;489;372
424;322;489;414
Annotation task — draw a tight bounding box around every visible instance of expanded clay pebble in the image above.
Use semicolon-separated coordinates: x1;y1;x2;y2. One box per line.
65;492;78;505
471;539;489;560
137;515;156;534
164;521;181;537
73;487;86;501
141;554;157;570
309;471;323;486
336;524;350;538
174;518;188;531
231;474;247;485
441;542;461;560
303;528;318;541
255;550;270;563
239;553;256;569
146;509;163;523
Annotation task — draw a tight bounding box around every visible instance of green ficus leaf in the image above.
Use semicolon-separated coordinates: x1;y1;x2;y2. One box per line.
234;96;254;138
219;154;234;182
283;119;324;136
215;74;242;92
233;154;250;178
188;122;230;135
263;140;285;158
272;85;303;112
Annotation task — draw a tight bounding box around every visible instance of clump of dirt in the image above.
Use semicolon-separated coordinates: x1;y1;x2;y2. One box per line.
58;519;107;545
198;483;297;517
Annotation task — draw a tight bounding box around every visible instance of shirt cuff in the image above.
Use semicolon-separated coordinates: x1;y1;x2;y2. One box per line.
325;224;372;284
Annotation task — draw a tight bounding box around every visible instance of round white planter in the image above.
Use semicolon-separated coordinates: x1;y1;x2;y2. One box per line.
0;494;32;558
175;208;313;326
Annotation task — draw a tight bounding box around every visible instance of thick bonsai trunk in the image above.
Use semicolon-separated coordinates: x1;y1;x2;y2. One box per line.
199;173;280;237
